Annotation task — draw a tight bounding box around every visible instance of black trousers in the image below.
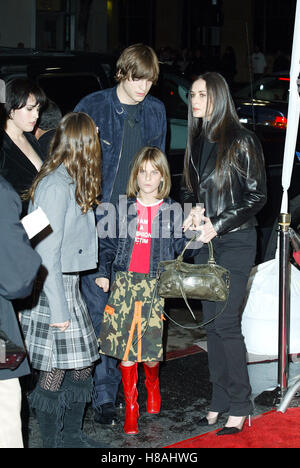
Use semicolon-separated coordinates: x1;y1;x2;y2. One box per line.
196;228;257;416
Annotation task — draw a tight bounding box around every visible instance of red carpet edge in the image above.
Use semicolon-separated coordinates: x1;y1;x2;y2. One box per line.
165;344;205;361
164;408;300;448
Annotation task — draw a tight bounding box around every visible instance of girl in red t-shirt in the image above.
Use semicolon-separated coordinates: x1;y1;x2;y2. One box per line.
97;146;200;435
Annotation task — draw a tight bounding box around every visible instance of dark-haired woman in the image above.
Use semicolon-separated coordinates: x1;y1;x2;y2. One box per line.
182;73;267;435
20;112;106;448
0;78;47;216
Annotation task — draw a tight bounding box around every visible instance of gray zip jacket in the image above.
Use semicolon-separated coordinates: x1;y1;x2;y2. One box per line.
29;164;98;323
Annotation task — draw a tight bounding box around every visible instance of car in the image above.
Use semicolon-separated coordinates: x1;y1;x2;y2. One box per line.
148;64;191;197
233;73;300;257
233;72;300;170
234;73;291;127
0;47;114;114
150;64;190;155
233;73;300;173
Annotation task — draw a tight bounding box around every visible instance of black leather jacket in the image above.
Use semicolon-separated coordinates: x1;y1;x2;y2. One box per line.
181;130;267;236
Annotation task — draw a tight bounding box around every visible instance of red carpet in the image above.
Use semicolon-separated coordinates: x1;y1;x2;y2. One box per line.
166;344;204;361
165;408;300;448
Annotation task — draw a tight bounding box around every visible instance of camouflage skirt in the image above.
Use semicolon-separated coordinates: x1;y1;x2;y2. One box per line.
98;271;165;363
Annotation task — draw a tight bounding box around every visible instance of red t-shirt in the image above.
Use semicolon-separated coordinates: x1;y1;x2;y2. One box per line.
128;199;163;274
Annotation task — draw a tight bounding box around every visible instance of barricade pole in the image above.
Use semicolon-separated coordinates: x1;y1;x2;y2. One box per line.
276;213;291;405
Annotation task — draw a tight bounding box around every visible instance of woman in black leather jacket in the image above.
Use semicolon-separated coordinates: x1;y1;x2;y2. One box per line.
182;72;267;435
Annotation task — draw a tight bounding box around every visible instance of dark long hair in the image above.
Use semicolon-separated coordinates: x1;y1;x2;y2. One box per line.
24;112;101;214
184;72;259;191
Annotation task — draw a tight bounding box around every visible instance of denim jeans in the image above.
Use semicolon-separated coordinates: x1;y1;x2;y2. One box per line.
80;273;121;407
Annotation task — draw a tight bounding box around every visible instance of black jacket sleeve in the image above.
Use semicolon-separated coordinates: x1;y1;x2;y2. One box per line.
210;134;267;235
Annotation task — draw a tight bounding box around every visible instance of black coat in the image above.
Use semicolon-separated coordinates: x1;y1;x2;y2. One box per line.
0;176;41;380
181;130;267;236
0;131;44;216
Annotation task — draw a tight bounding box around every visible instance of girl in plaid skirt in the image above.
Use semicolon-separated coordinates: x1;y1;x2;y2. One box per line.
96;146;201;434
20;112;105;448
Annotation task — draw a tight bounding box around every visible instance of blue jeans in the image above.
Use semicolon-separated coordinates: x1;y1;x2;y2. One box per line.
80;273;121;408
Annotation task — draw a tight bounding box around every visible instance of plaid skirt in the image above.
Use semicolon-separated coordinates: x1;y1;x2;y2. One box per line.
20;274;99;372
98;271;165;363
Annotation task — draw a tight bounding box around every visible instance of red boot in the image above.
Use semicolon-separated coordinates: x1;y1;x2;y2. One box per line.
120;363;139;435
143;363;161;414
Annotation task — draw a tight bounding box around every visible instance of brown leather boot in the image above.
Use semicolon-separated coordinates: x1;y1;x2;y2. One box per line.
143;362;161;414
120;363;139;435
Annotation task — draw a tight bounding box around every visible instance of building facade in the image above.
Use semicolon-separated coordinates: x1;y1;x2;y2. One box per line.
0;0;296;82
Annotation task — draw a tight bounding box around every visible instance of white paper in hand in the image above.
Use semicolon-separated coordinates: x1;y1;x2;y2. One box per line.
21;207;50;239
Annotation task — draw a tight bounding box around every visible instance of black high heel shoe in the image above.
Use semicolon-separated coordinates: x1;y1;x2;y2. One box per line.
216;415;251;436
198;413;219;427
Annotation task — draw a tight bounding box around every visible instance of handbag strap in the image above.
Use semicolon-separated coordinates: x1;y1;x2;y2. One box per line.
175;270;227;325
162;298;228;330
177;234;216;265
178;278;196;320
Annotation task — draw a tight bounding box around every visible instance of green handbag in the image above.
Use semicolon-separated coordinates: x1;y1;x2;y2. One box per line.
157;235;230;326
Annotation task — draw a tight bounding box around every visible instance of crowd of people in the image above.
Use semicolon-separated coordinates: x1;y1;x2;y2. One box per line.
157;45;238;86
0;43;267;448
157;44;291;89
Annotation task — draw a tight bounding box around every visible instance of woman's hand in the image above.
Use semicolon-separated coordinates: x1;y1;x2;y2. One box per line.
49;320;70;332
183;206;205;232
183;207;217;243
195;215;218;243
95;277;110;292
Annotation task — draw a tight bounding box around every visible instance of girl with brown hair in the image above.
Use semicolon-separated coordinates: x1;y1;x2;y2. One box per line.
20;112;106;448
96;146;200;435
